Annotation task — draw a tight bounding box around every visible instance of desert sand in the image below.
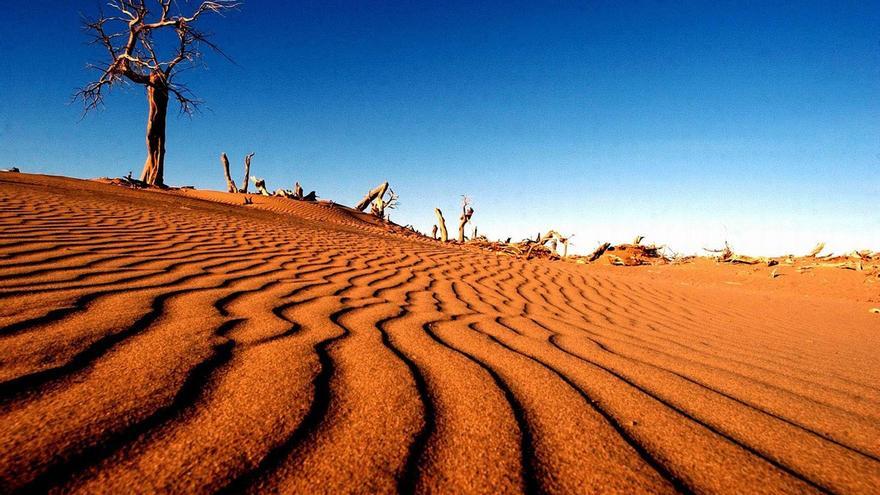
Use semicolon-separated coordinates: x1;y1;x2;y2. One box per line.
0;173;878;494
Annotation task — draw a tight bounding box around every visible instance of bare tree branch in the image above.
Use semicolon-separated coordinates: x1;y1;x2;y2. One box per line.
75;0;239;114
168;84;203;115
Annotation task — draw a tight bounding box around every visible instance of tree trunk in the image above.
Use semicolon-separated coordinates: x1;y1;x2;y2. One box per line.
139;73;169;186
221;153;237;193
458;206;473;242
240;153;254;193
434;208;448;242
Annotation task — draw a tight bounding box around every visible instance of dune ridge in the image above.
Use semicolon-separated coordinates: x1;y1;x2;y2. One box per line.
0;173;878;494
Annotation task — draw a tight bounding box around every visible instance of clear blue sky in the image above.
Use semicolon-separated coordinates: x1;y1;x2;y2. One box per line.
1;1;877;255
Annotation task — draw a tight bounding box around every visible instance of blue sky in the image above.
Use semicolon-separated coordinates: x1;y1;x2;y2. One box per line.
1;1;877;255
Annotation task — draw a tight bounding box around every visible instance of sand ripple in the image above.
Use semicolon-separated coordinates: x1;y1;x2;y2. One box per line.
1;174;878;494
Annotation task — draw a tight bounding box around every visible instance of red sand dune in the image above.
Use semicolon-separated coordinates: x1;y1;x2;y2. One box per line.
0;173;878;494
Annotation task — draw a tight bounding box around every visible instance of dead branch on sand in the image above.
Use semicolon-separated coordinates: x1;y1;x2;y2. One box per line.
587;242;611;262
355;182;389;212
524;230;571;259
466;238;530;257
700;241;879;276
460;229;874;275
251;176;270;196
466;230;571;261
703;241;776;266
806;242;825;258
222;162;317;201
600;242;667;266
792;246;877;273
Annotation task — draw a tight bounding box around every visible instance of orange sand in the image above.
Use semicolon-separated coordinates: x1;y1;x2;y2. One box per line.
0;173;878;494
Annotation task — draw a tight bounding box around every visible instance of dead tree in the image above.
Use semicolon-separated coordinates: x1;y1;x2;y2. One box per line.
458;196;474;242
220;152;236;193
431;225;438;240
355;182;389;211
220;152;254;193
240;153;255;193
75;0;239;186
371;188;399;220
434;208;448;242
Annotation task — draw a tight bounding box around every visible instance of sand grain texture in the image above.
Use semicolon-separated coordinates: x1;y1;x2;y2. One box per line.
0;174;878;494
